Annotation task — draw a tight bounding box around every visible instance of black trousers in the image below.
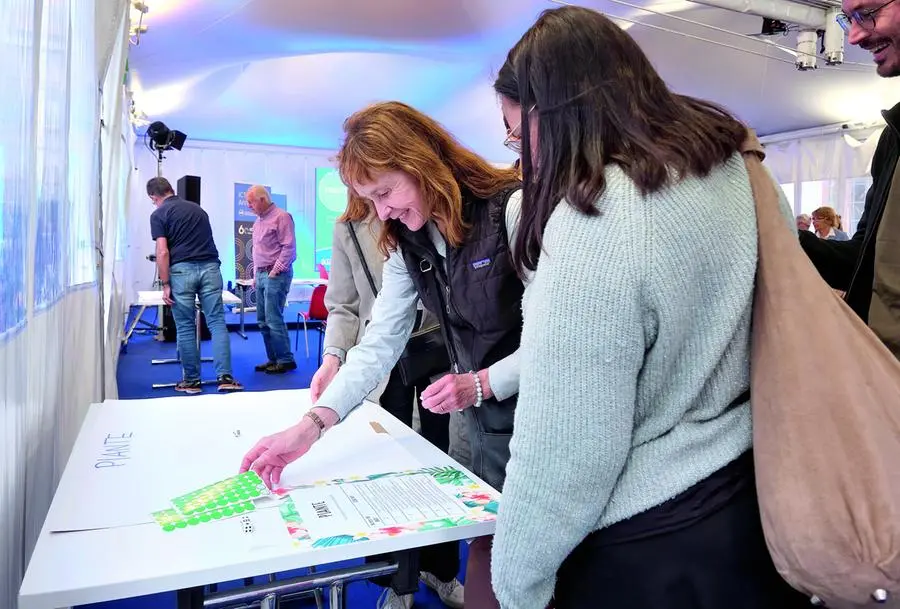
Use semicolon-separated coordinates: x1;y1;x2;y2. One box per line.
554;472;811;609
379;364;450;453
369;365;459;585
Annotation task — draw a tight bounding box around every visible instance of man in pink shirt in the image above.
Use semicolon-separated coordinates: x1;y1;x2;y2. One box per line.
247;185;297;374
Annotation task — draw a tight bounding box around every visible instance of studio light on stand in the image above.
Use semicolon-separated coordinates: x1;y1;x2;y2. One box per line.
142;121;187;341
145;120;187;177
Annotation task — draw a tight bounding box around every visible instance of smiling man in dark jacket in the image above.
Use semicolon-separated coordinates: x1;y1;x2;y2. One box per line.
799;0;900;358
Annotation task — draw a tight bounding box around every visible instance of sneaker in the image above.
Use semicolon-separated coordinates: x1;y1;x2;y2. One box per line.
217;375;244;392
265;361;298;375
420;572;464;609
254;361;275;372
175;380;202;395
376;588;413;609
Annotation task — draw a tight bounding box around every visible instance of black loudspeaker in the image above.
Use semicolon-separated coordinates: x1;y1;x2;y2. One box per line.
162;305;211;343
177;175;201;205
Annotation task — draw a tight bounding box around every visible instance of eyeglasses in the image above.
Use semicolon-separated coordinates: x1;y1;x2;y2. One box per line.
503;105;536;154
837;0;899;32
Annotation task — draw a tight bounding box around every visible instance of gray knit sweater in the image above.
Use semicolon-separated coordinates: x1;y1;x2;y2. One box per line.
492;153;787;608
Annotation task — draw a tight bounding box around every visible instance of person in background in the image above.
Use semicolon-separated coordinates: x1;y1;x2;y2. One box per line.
241;101;525;609
147;177;243;394
811;206;850;240
311;194;463;608
246;185;297;374
799;0;900;358
489;7;810;609
796;213;812;231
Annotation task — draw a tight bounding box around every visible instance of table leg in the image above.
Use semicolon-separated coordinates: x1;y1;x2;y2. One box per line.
152;304;214;389
237;284;248;339
122;305;147;346
309;564;324;609
203;561;396;609
156;303;165;341
329;581;345;609
151;354;182;365
176;586;204;609
195;305;217;383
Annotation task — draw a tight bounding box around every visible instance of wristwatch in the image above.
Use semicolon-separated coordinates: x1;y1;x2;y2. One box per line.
304;411;326;439
161;281;170;287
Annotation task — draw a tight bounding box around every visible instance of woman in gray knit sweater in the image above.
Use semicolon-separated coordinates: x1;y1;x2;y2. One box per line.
490;6;811;609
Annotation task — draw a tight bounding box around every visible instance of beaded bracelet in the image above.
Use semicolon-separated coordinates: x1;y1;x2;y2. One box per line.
470;371;483;408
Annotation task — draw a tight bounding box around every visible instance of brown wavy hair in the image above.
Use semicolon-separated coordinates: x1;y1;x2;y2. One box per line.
338;193;371;223
337;101;520;257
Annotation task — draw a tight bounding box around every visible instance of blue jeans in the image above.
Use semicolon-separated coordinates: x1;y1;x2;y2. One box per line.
256;269;294;364
169;261;233;381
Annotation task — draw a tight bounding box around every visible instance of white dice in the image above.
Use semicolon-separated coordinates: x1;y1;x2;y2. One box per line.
240;515;254;534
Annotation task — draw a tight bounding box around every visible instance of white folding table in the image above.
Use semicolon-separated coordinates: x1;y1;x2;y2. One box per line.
128;290;242;389
234;278;329;355
19;390;498;609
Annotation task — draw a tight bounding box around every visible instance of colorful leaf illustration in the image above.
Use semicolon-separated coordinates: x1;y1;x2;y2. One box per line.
426;466;470;486
312;534;365;548
365;472;398;481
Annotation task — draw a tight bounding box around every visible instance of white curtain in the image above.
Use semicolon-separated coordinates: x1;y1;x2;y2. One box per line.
100;3;132;400
0;0;130;606
0;2;39;607
763;126;884;235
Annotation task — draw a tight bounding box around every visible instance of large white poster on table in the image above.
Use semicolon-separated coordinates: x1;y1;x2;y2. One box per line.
46;390;423;533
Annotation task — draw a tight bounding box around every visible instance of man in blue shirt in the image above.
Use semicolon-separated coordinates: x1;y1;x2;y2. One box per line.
148;177;243;393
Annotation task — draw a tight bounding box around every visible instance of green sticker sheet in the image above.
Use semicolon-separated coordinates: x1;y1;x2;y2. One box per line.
171;471;269;517
152;471;267;532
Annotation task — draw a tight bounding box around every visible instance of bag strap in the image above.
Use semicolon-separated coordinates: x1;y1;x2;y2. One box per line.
738;130;766;162
346;222;378;298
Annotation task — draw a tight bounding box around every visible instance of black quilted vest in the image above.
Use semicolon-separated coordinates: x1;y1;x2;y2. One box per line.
396;187;523;490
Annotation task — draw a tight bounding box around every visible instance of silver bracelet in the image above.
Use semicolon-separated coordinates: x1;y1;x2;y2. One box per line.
470;371;483;408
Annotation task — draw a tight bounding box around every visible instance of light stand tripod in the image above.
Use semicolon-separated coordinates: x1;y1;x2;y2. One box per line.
151;260;165;341
152;141;167;340
154;141;165;178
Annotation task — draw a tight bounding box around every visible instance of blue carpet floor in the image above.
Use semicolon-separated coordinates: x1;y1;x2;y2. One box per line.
79;306;465;609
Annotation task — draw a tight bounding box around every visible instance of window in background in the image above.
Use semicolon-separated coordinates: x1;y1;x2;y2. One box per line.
845;177;872;236
799;180;839;217
780;183;795;213
116;137;130;262
0;3;35;338
33;0;70;308
67;0;98;286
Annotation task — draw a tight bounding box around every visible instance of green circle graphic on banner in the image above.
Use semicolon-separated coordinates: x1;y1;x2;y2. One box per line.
317;170;348;213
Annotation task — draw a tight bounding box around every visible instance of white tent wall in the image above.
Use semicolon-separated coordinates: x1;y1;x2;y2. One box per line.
127;140;338;302
101;5;135;401
0;1;130;608
762;124;885;235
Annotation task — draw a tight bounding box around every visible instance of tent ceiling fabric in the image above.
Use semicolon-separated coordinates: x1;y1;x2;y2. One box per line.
129;0;897;161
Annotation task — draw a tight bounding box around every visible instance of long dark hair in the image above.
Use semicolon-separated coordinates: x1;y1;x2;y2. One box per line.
494;6;746;273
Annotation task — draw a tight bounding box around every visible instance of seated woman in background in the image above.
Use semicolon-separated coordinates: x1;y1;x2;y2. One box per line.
241;101;525;609
489;6;810;609
812;206;850;240
312;195;463;607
